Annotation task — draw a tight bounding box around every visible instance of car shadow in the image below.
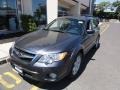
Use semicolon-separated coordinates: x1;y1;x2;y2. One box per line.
23;46;100;90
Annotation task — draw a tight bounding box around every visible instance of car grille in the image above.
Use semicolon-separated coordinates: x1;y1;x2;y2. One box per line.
13;47;35;63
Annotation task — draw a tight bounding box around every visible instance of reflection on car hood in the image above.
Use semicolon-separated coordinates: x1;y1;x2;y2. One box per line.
15;30;80;54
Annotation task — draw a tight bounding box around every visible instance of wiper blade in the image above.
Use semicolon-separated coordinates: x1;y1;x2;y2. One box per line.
43;28;48;30
50;30;65;33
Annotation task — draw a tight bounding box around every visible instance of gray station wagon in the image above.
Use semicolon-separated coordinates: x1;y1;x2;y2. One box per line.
9;16;100;82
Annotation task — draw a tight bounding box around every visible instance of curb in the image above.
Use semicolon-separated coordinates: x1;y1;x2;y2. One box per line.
0;57;8;65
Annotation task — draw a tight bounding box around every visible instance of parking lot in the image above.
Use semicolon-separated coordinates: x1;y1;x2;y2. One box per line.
0;21;120;90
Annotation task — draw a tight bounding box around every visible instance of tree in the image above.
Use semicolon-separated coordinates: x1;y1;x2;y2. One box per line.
118;12;120;20
97;1;111;11
112;1;120;13
116;7;120;13
112;1;120;7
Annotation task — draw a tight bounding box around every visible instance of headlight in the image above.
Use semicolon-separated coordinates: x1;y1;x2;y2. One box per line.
36;52;67;64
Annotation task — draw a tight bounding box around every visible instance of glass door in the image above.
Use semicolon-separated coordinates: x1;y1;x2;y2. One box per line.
0;0;18;31
0;0;7;30
58;6;69;17
32;0;47;25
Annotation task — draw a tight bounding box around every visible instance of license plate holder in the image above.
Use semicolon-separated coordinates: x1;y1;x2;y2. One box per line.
14;65;23;74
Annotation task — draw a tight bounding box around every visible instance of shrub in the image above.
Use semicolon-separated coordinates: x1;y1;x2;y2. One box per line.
21;15;37;32
94;10;118;19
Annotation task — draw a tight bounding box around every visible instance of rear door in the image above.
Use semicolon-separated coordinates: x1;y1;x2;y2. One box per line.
81;20;93;54
90;18;100;45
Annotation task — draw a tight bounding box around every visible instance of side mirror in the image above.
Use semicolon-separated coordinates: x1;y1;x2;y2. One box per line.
87;29;95;34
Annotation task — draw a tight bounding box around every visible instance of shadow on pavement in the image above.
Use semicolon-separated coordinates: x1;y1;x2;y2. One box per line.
0;32;27;44
0;31;27;42
23;46;100;90
0;37;18;44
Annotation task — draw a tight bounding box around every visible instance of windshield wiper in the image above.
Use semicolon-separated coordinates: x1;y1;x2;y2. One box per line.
50;30;65;33
43;28;65;33
43;28;48;30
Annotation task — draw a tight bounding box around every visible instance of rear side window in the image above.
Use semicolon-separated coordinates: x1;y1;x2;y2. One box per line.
92;19;98;29
86;19;98;30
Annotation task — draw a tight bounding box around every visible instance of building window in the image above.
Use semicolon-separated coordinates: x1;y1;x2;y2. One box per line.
17;0;22;14
32;0;47;25
58;6;69;17
0;0;18;31
80;4;89;15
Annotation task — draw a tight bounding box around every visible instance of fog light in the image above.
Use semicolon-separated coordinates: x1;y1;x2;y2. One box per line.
49;73;57;79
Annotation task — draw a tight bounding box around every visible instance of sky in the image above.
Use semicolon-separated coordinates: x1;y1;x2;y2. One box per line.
95;0;116;4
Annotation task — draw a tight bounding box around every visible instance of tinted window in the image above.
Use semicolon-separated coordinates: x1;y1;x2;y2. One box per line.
32;0;47;25
58;6;69;17
0;0;18;30
91;19;98;29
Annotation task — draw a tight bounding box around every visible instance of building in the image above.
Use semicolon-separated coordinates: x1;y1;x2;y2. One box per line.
0;0;92;32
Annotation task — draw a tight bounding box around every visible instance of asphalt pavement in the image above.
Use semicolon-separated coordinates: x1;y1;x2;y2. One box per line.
0;21;120;90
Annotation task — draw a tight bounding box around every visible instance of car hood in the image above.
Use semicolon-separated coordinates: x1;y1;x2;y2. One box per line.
15;30;81;54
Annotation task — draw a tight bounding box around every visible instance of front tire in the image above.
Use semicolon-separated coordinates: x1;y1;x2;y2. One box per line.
69;53;82;78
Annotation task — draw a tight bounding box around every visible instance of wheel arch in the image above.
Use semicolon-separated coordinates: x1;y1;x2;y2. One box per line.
70;45;85;62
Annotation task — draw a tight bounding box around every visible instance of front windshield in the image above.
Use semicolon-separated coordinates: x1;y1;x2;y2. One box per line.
45;18;84;35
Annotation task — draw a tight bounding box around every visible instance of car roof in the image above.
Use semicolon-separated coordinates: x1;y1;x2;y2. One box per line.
57;16;95;22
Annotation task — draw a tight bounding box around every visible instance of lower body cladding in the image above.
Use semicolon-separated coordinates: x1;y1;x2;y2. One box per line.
9;58;72;82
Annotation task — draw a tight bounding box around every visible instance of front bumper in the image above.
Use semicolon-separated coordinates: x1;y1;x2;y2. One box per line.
9;56;71;82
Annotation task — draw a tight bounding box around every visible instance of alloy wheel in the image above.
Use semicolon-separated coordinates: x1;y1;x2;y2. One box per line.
72;55;81;76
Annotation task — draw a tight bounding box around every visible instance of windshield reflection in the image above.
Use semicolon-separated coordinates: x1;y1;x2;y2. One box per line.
45;18;84;35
